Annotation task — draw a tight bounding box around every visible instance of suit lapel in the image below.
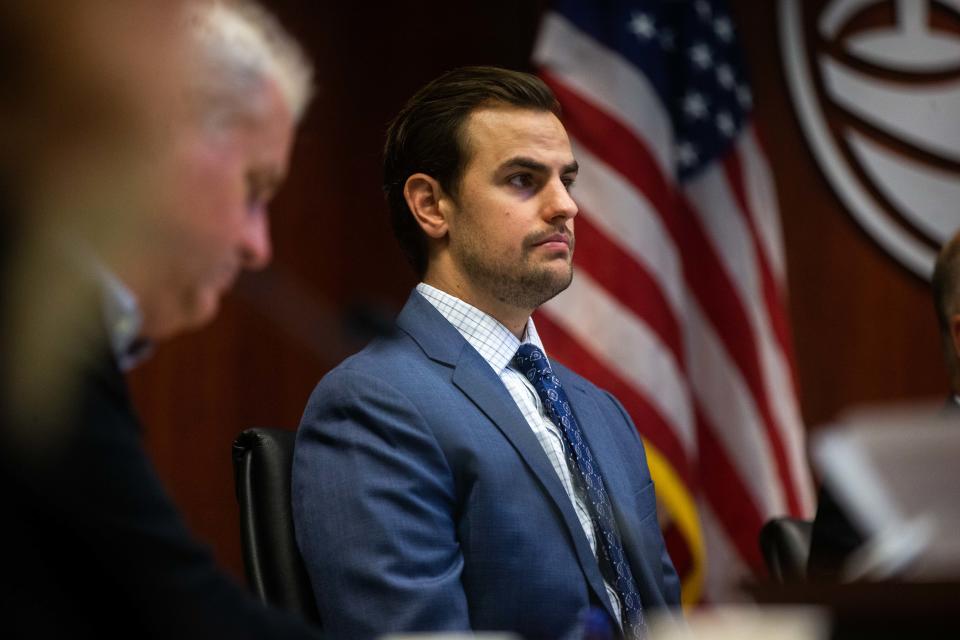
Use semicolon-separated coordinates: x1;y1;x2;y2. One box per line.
555;366;661;599
397;291;616;620
451;351;617;622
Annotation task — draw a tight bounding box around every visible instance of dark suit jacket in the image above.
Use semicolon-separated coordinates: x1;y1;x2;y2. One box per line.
0;310;321;638
292;290;681;640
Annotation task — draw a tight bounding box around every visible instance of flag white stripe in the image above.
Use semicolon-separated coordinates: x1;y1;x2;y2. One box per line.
533;13;675;177
543;272;696;456
739;127;788;286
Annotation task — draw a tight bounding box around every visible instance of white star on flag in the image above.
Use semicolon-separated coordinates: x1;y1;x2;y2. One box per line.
683;92;708;120
690;43;713;70
716;64;735;89
716;111;735;137
677;140;699;167
714;17;733;41
629;12;656;39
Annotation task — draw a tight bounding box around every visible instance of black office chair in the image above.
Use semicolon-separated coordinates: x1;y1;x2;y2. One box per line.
758;516;814;583
232;427;320;624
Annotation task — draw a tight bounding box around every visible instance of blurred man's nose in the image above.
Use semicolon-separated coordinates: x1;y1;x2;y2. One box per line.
240;211;272;270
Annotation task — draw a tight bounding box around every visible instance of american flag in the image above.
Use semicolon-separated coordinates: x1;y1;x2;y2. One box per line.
533;0;814;602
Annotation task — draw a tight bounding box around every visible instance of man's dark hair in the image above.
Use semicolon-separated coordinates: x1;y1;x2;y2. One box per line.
933;235;960;334
932;234;960;389
383;66;560;276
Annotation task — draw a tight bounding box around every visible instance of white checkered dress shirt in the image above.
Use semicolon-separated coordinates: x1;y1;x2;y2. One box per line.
416;283;622;624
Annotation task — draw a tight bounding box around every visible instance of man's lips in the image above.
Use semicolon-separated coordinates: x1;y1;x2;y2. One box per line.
532;232;572;251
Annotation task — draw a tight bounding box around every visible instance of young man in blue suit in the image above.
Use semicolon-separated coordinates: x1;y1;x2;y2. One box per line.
292;66;681;639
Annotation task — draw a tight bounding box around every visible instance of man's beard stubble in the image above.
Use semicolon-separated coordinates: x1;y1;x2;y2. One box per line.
457;228;575;312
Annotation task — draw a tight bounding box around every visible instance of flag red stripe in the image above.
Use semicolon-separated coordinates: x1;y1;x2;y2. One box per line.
544;71;803;516
695;407;768;573
574;213;686;373
723;152;802;403
534;313;694;488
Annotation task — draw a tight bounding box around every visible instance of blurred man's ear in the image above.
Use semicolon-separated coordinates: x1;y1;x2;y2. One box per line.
946;314;960;395
403;173;449;240
951;314;960;365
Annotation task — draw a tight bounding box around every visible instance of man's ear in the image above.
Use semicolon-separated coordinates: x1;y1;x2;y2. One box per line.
403;173;450;239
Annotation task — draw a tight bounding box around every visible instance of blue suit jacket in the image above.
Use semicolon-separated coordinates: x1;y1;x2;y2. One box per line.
292;291;680;639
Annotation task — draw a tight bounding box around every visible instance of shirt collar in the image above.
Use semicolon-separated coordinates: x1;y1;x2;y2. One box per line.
50;231;152;370
416;282;547;374
93;262;152;371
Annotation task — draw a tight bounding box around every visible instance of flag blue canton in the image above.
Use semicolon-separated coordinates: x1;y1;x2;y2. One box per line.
550;0;753;180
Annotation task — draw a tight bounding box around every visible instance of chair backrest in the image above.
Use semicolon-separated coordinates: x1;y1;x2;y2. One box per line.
232;427;320;624
758;516;814;583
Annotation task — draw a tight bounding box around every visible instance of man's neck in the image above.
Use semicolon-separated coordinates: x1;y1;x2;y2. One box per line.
421;274;531;339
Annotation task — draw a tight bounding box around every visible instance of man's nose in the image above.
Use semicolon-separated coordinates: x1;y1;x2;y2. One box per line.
240;210;272;270
544;177;578;223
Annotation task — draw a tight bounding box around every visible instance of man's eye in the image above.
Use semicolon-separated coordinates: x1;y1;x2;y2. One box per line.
562;177;576;190
508;174;534;189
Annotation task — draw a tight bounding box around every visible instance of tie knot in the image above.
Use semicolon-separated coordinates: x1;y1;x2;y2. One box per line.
512;343;551;382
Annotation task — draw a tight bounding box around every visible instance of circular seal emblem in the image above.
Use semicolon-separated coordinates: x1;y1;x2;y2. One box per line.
779;0;960;279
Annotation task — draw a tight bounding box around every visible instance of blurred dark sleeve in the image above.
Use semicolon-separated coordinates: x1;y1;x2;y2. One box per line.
807;484;864;581
1;338;322;639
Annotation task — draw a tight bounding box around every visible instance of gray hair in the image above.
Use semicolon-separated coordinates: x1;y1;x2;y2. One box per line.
187;0;313;127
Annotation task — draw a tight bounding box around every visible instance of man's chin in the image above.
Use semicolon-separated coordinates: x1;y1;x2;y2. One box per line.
145;294;221;342
183;294;221;332
499;265;574;311
541;261;574;292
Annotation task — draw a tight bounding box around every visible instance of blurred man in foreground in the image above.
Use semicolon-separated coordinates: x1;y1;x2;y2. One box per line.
808;229;960;579
1;2;321;637
293;66;680;640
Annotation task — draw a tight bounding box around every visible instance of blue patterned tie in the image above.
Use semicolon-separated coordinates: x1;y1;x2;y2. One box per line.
512;343;646;639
